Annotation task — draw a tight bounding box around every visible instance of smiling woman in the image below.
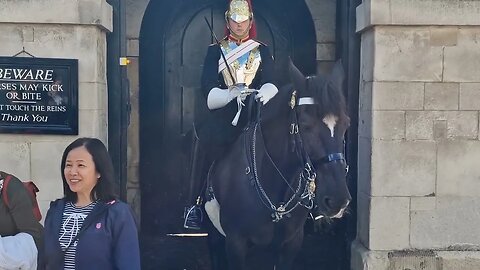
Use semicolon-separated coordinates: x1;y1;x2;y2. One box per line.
42;138;141;270
63;146;101;207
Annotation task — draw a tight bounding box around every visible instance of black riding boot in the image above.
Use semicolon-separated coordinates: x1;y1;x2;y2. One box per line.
184;126;206;230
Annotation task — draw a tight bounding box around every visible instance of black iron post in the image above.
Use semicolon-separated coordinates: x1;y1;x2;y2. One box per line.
106;0;129;200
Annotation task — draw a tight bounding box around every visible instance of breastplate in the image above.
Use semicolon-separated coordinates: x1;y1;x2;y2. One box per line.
220;40;261;88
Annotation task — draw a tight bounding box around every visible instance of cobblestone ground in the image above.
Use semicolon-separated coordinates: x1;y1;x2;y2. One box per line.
141;225;349;270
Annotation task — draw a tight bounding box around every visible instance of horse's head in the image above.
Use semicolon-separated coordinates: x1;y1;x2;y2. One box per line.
289;60;351;219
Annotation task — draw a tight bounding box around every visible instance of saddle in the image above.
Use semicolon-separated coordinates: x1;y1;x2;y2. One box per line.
184;95;260;230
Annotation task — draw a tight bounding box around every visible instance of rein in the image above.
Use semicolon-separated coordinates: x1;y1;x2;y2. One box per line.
250;123;314;222
245;91;346;222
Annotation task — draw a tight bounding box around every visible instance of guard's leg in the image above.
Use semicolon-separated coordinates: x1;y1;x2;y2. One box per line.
184;125;207;230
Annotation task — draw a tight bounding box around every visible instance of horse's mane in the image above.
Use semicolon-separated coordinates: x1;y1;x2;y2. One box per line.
311;75;349;123
258;60;349;125
258;78;348;124
259;83;294;123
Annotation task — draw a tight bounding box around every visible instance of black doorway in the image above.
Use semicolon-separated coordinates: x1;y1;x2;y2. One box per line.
138;0;357;269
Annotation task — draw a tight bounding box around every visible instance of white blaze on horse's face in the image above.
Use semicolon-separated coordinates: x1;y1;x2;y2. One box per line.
322;114;338;138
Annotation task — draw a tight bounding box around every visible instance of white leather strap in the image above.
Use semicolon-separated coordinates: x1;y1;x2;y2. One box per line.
218;39;261;73
298;97;315;105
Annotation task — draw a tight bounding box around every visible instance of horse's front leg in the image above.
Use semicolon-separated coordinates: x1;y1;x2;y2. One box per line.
225;233;249;270
207;227;228;270
274;228;304;270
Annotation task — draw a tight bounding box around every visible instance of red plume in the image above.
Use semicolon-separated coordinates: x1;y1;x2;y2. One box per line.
246;0;257;39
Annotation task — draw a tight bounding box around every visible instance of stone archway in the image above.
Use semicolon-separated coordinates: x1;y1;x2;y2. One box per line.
138;0;315;235
133;0;359;269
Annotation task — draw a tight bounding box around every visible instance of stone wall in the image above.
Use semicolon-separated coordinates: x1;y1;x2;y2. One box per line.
0;0;112;218
305;0;337;72
125;0;149;223
353;0;480;269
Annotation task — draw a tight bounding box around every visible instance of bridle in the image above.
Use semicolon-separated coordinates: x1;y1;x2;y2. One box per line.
290;91;347;170
245;90;347;222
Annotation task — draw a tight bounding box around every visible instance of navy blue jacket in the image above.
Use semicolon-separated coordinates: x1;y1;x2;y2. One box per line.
43;199;140;270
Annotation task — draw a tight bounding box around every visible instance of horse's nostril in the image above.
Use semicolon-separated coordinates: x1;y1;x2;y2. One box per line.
324;197;334;210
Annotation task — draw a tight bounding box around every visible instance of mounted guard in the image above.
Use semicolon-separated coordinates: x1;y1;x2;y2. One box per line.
199;57;352;270
184;0;279;229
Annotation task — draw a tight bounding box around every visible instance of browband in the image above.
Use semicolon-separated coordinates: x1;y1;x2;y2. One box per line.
298;97;315;105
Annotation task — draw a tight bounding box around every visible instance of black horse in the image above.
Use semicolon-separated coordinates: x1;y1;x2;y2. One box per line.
204;60;351;270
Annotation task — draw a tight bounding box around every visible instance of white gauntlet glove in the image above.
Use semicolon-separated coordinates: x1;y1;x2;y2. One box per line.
207;87;239;110
207;84;252;110
256;83;278;105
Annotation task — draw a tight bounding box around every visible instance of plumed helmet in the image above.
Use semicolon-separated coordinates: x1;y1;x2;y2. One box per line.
225;0;253;23
224;0;257;40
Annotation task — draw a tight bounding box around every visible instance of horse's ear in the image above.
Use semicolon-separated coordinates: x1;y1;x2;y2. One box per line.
288;58;306;91
331;59;345;89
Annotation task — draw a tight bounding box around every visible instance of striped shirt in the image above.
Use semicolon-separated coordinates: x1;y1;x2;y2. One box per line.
59;201;97;270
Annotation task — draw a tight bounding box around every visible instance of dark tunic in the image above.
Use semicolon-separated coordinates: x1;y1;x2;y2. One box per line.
197;40;275;146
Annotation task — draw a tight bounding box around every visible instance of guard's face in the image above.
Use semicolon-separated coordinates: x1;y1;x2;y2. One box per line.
228;18;251;39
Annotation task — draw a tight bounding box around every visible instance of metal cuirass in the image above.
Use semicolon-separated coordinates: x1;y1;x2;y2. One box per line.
219;40;261;88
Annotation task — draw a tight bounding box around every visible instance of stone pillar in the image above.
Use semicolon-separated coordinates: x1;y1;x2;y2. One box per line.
353;0;480;269
125;0;149;222
306;0;337;73
0;0;112;218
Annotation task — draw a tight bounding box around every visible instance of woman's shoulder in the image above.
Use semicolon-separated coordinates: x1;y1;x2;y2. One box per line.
44;198;66;223
48;198;66;211
105;199;128;208
102;200;136;225
103;200;132;215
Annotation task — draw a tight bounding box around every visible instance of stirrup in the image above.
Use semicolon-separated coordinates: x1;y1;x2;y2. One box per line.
183;197;204;230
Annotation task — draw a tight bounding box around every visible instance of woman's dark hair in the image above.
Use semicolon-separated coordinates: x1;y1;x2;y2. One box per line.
61;137;118;202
